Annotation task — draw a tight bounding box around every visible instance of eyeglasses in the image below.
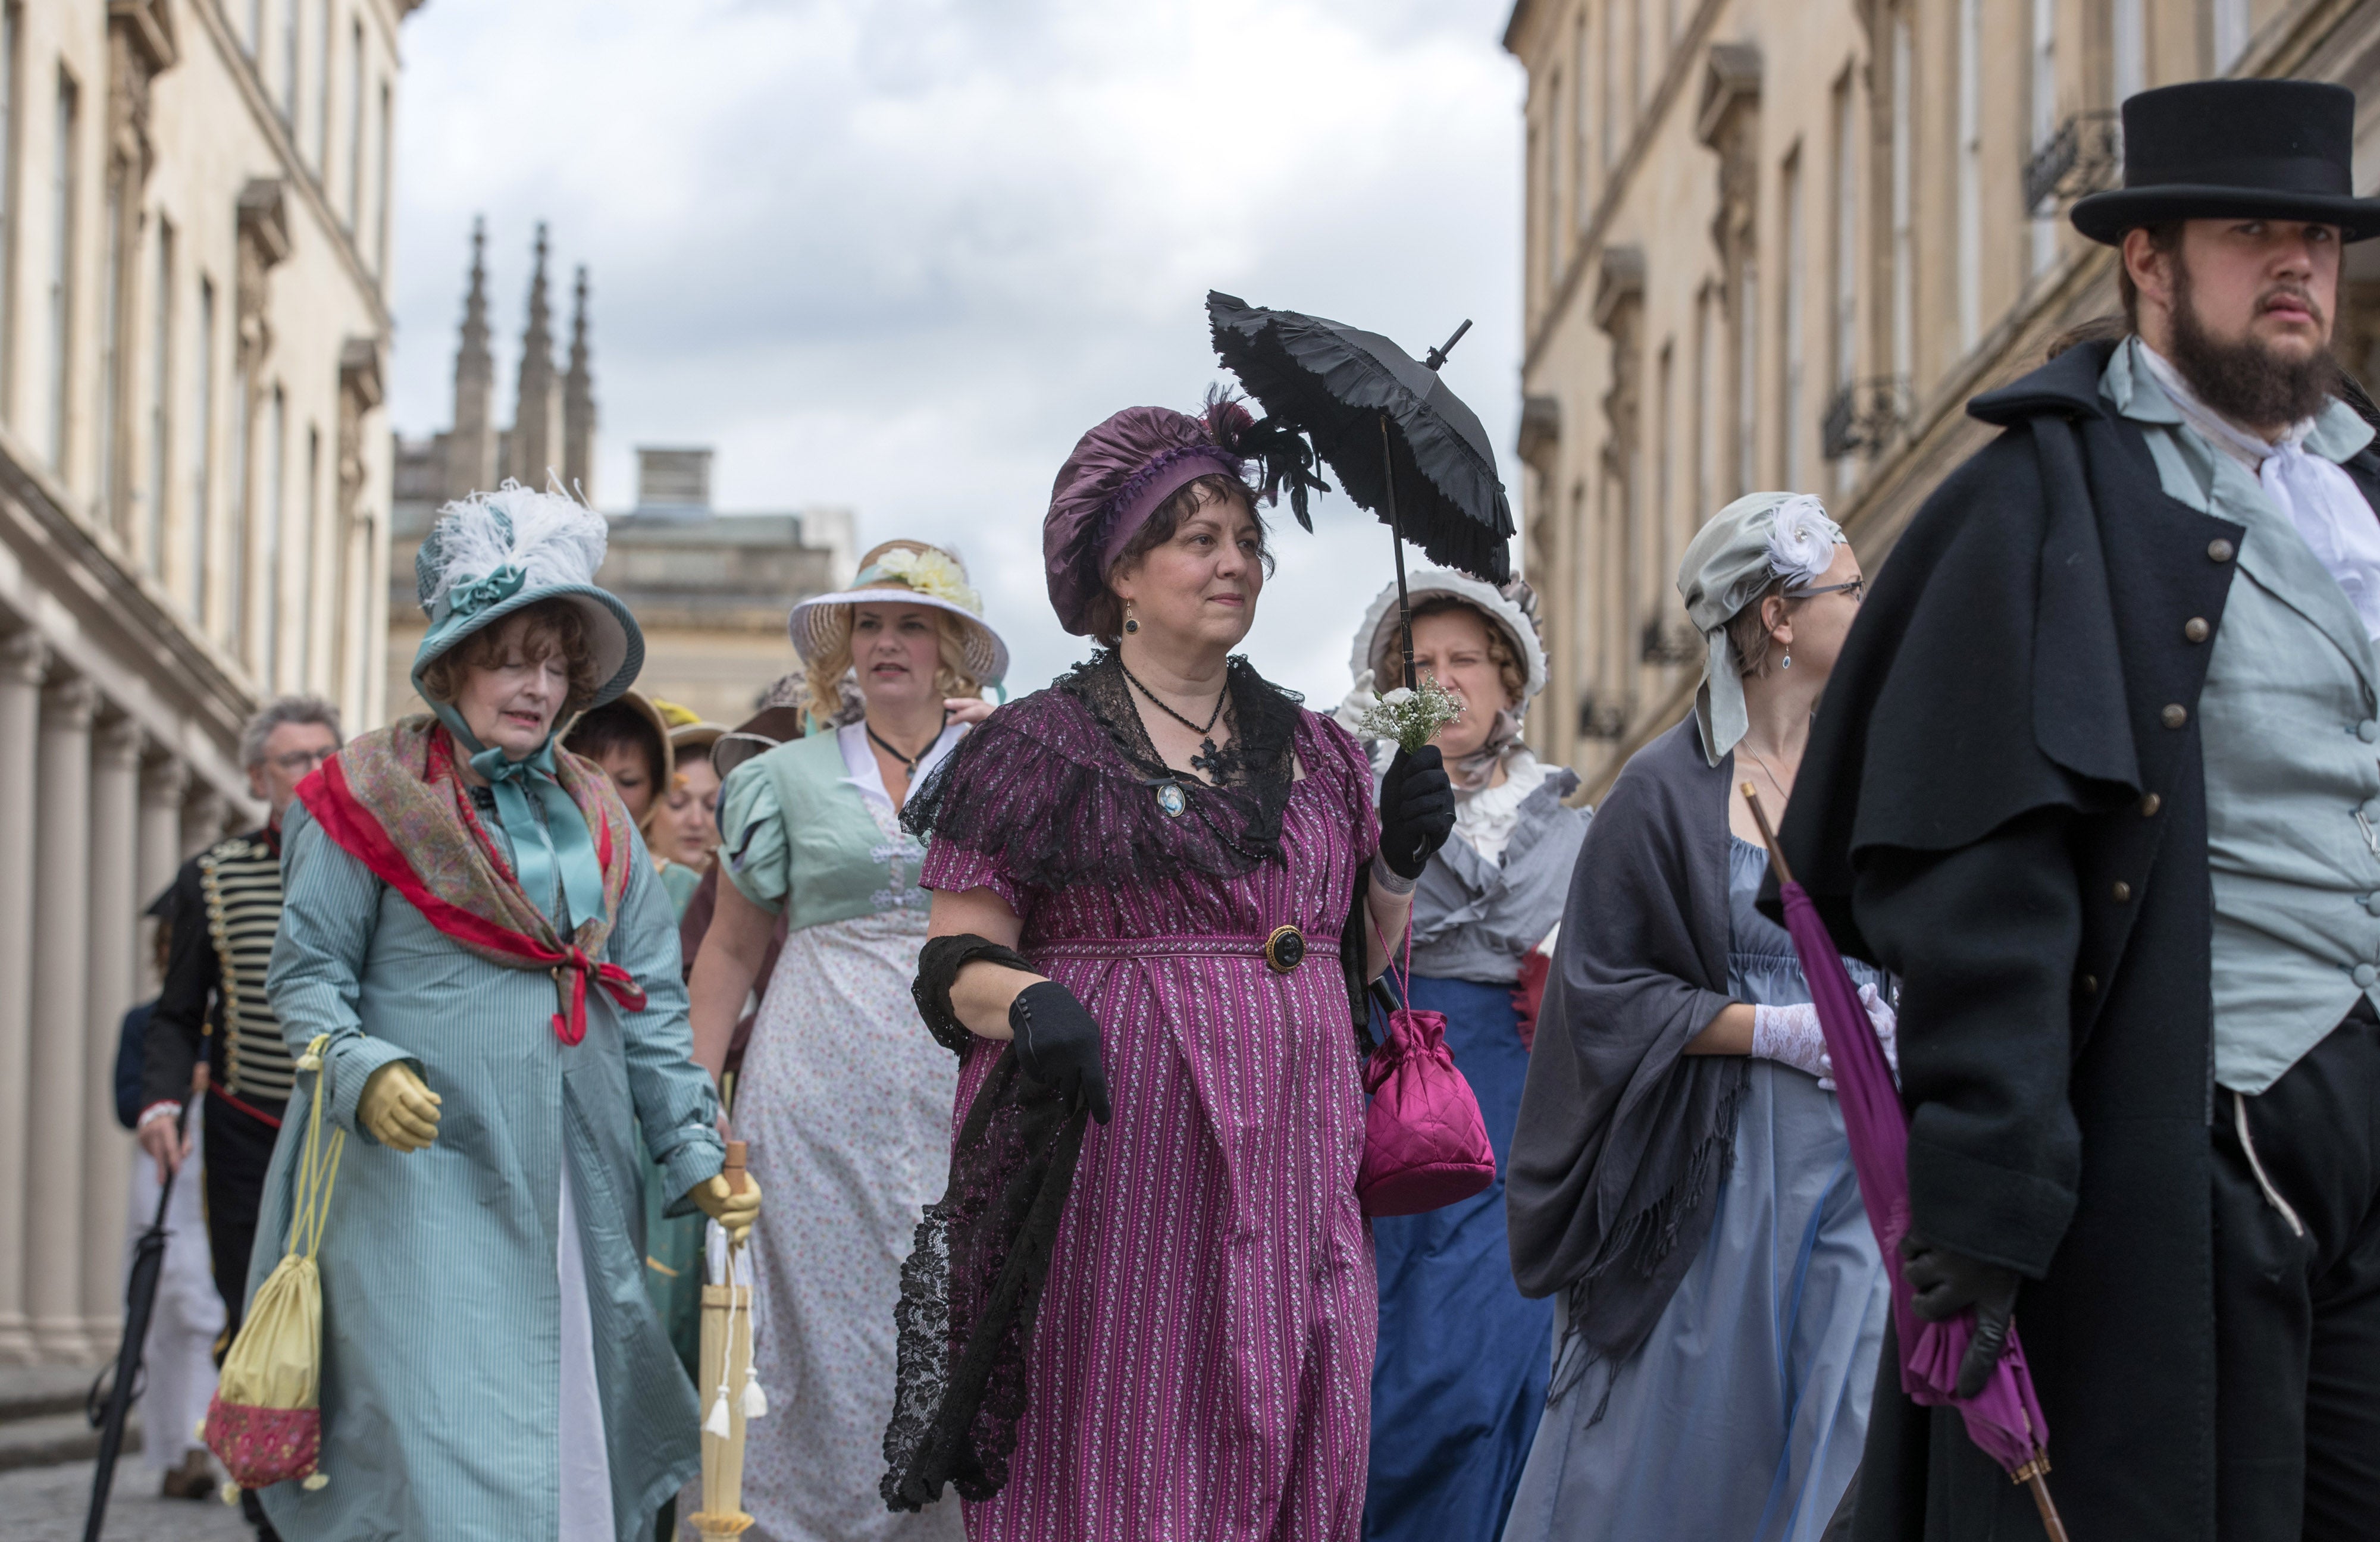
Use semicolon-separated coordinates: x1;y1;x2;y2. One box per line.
268;748;336;773
1789;578;1866;603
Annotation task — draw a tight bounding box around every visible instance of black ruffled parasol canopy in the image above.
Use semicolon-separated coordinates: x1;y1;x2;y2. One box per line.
1206;290;1514;684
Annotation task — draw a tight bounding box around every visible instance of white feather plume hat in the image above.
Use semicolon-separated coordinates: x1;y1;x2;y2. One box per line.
408;482;644;709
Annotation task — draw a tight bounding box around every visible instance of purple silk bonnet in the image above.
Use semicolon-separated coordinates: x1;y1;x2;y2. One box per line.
1043;404;1253;637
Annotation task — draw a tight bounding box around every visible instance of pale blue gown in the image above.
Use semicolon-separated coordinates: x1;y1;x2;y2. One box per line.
1500;838;1889;1542
250;797;721;1542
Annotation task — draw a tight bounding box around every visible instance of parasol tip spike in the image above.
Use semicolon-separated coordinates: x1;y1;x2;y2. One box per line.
1423;318;1474;372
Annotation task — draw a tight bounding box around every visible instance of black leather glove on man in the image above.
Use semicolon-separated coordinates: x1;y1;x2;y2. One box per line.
1900;1233;2024;1398
1377;745;1457;880
1010;980;1111;1124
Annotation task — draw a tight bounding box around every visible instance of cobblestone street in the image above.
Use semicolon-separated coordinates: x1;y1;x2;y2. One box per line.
0;1460;252;1542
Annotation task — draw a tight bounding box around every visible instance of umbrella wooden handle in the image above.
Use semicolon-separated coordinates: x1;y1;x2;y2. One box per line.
2024;1471;2071;1542
723;1140;748;1196
1738;782;1797;887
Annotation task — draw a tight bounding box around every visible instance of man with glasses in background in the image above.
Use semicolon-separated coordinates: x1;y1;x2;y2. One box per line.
134;695;341;1542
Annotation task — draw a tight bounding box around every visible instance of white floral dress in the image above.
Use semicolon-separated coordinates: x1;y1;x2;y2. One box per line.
710;723;967;1542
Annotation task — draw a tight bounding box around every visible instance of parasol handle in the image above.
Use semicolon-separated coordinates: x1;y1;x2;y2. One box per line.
1423;319;1473;372
1381;415;1416;692
723;1140;748;1196
1738;783;1798;888
2023;1469;2071;1542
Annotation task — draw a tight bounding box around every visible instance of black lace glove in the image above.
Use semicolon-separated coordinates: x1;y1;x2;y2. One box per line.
1009;980;1110;1124
1900;1234;2024;1398
1376;745;1456;880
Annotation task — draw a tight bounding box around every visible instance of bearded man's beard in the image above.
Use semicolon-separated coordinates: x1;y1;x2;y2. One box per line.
2166;259;2337;428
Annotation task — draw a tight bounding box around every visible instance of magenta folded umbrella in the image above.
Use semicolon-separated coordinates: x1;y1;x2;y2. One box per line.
1743;788;2069;1542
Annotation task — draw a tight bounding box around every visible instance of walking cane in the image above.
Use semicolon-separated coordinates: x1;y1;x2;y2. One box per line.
82;1092;194;1542
690;1141;759;1538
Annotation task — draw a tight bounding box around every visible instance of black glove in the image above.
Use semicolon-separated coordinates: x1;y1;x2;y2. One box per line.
1009;980;1110;1124
1900;1234;2024;1399
1377;745;1455;880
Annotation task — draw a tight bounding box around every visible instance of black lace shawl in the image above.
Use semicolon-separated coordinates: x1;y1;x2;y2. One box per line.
882;653;1371;1510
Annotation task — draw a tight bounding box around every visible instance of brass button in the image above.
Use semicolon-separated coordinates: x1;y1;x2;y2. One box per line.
2208;539;2236;563
2112;880;2132;903
1262;924;1307;974
2162;704;2188;729
2184;618;2210;643
2079;974;2099;995
2141;793;2162;817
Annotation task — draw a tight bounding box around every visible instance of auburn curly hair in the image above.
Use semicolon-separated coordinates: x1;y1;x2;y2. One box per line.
416;599;605;720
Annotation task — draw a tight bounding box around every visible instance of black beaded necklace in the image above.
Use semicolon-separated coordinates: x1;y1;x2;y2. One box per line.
866;710;949;783
1116;657;1228;779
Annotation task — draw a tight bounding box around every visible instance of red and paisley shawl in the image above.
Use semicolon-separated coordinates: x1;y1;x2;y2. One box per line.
293;715;648;1043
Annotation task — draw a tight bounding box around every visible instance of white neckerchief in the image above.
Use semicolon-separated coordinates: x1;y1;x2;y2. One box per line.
1453;747;1552;867
2138;341;2380;642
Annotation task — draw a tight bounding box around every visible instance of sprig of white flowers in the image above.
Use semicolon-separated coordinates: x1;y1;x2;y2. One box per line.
1355;672;1464;754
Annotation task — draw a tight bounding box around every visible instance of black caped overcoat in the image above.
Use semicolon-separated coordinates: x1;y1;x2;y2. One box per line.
1777;338;2380;1540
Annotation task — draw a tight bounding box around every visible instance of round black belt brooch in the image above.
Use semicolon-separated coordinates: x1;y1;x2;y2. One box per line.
1263;924;1305;974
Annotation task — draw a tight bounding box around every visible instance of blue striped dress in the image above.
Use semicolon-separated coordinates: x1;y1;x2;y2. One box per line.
251;800;724;1541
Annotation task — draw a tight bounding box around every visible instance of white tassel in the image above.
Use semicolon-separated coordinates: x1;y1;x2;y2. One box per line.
302;1471;329;1491
220;1481;242;1506
704;1391;732;1440
741;1374;768;1420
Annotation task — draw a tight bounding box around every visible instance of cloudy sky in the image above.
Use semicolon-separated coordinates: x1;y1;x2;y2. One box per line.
387;0;1524;707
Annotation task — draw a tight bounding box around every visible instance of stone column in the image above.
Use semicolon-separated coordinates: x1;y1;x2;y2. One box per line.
181;786;226;863
0;632;47;1364
80;714;140;1347
25;675;95;1362
137;755;187;996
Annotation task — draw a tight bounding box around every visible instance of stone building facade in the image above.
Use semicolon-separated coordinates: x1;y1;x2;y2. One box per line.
389;239;856;725
0;0;414;1366
1504;0;2380;792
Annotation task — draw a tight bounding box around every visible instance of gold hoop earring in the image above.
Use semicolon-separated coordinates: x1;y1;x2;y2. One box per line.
1123;600;1139;636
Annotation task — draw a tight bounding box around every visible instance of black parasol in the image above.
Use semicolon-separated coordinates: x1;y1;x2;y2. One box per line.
1207;290;1515;685
82;1095;192;1542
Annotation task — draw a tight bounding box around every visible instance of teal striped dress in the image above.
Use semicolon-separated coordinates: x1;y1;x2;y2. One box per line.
251;800;724;1541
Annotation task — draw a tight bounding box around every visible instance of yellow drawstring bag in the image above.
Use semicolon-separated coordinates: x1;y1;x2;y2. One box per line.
204;1033;344;1493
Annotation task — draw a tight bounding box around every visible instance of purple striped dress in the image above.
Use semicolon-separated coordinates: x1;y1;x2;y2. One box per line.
917;695;1378;1541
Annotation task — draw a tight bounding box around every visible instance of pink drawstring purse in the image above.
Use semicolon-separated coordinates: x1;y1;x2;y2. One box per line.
1356;919;1497;1217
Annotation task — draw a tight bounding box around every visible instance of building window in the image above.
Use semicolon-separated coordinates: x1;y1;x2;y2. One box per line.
193;276;214;619
375;82;392;278
1891;10;1914;383
1547;70;1565;284
1780;146;1805;491
2213;0;2249;71
1654;337;1674;586
282;0;300;121
146;218;172;575
265;385;284;684
1573;10;1590;224
1695;282;1716;519
2030;0;2059;277
1831;73;1859;481
1956;0;1982;350
1736;254;1758;500
2112;0;2146;104
99;151;127;532
48;70;76;473
1600;0;1617;171
0;4;17;425
346;20;364;228
301;424;318;685
1527;122;1543;307
228;341;248;654
316;0;333;170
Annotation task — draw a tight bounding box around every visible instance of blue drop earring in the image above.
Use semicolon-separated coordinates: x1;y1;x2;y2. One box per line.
1123;600;1139;635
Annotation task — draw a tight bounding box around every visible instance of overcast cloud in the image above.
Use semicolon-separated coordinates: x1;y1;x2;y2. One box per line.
388;0;1523;706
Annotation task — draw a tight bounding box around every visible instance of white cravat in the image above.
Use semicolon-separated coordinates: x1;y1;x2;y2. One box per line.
2139;342;2380;643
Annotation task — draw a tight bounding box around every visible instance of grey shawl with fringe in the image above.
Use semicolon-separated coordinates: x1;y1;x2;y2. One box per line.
1504;715;1746;1368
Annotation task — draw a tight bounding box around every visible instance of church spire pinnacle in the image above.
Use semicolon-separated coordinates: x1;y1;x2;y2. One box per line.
562;264;597;503
509;222;564;489
443;215;498;500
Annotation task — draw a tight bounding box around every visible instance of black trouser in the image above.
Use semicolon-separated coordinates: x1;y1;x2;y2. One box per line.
2214;997;2380;1540
202;1091;284;1353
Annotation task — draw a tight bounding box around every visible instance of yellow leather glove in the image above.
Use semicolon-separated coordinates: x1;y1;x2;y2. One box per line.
357;1062;441;1152
687;1171;762;1246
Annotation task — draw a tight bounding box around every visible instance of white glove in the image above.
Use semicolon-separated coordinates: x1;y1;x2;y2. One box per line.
1750;1002;1831;1081
1858;982;1901;1084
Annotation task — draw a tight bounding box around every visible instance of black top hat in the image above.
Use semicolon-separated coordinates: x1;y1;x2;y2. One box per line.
2071;79;2380;244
